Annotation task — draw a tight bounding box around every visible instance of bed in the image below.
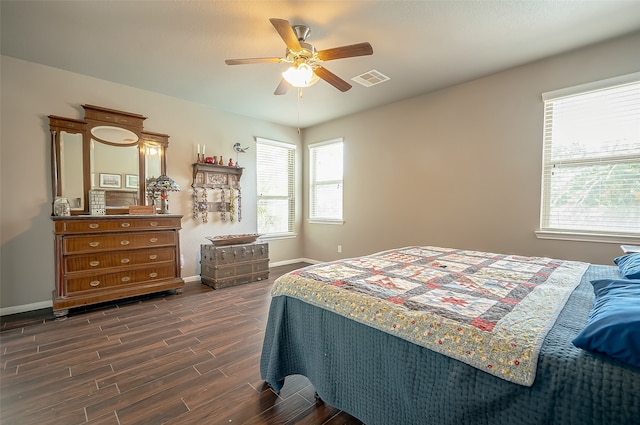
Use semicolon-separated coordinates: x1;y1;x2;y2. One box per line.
260;246;640;425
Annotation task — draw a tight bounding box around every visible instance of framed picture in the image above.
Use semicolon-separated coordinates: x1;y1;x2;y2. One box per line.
99;173;121;188
125;174;139;189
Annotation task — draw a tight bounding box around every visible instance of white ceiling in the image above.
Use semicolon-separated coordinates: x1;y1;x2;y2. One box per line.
2;1;640;128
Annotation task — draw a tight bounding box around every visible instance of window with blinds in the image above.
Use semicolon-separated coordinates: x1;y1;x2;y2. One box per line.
309;139;343;222
256;138;295;235
539;73;640;240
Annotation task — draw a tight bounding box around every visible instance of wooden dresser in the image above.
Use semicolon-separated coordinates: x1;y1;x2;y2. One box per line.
51;215;184;317
200;242;269;289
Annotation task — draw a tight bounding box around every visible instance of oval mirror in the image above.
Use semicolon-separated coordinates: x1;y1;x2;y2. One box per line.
91;126;139;145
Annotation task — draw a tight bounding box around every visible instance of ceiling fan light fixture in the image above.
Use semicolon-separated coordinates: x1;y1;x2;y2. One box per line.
282;63;319;88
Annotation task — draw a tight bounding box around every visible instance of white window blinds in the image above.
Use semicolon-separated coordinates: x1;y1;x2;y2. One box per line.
309;139;343;222
540;73;640;238
256;138;295;235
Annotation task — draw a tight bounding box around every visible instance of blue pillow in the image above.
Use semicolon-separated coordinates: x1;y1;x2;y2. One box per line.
573;282;640;368
614;253;640;279
591;278;640;293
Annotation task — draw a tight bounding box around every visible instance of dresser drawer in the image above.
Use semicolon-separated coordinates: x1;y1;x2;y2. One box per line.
65;247;176;272
66;265;177;293
58;217;181;234
64;231;177;254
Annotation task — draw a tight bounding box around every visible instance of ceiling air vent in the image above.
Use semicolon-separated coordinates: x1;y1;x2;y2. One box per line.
352;70;390;87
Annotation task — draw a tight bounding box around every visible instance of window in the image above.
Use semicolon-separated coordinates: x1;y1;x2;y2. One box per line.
538;73;640;242
309;139;343;223
256;138;295;235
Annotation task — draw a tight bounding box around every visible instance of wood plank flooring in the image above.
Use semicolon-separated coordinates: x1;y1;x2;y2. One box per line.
0;263;364;425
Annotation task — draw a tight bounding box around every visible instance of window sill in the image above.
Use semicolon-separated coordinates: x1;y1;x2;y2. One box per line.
535;230;640;245
259;232;297;241
307;219;344;225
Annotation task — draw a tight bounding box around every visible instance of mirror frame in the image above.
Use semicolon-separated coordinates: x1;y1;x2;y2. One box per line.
49;105;169;215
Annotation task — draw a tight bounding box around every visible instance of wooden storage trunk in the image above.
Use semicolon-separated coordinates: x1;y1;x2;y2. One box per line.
200;242;269;289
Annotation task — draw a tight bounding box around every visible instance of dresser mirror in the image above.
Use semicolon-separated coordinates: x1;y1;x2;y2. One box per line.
49;105;169;215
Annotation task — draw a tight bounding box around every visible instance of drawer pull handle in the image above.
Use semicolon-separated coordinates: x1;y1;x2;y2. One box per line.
149;221;158;227
89;242;100;247
121;258;130;264
121;240;130;246
121;222;131;228
89;280;100;287
149;238;158;243
149;272;158;278
121;276;130;282
89;223;100;229
89;261;100;267
149;254;158;260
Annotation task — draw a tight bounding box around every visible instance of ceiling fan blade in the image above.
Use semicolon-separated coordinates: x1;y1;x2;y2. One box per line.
269;18;302;51
225;57;282;65
274;79;289;95
314;66;352;92
317;42;373;61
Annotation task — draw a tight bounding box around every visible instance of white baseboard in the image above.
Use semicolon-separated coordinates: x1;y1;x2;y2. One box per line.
270;258;320;266
0;300;53;316
1;260;320;316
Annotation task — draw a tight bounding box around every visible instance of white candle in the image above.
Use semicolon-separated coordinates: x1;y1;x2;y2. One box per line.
203;145;206;155
197;144;200;154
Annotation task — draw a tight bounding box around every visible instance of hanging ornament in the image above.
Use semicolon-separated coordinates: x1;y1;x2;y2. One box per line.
192;186;198;220
229;188;237;222
220;188;226;222
200;188;208;223
238;188;242;222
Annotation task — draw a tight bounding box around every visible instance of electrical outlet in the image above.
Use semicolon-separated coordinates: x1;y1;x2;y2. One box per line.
337;245;342;253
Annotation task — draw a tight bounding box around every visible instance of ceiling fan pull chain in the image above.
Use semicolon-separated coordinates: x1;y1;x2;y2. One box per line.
297;88;302;134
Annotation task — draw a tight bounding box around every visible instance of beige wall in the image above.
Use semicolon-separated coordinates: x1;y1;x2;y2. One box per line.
2;31;638;313
302;31;640;265
0;55;303;312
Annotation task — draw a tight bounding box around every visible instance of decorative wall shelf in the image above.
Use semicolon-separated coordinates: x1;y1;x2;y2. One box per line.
192;163;243;223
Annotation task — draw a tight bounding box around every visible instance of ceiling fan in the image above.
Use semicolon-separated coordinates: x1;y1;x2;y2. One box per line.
225;18;373;95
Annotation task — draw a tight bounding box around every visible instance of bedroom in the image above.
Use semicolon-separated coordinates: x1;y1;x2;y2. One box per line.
1;1;640;424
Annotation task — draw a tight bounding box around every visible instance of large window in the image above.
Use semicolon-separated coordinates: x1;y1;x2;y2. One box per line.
538;73;640;242
309;138;343;223
256;138;295;235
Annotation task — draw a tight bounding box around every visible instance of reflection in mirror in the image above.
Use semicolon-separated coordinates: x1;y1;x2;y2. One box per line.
60;132;84;209
145;142;162;181
91;140;139;208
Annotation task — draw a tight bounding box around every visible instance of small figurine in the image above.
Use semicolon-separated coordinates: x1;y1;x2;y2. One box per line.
205;156;214;164
228;158;234;167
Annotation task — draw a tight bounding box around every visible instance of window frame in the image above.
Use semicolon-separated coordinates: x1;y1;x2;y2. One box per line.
255;137;297;238
536;72;640;244
308;138;344;224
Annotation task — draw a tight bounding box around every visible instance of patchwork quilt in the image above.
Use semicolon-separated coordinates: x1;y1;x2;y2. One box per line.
271;246;589;385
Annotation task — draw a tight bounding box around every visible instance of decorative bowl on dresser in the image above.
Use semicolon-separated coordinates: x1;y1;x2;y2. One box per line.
51;215;184;317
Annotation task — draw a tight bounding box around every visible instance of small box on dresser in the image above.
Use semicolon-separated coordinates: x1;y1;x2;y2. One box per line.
200;242;269;289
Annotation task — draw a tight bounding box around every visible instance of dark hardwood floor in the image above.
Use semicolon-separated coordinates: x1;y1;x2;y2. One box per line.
0;263;364;425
